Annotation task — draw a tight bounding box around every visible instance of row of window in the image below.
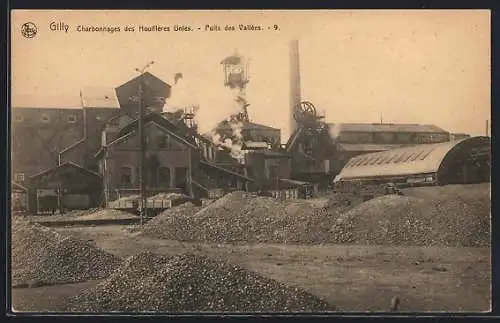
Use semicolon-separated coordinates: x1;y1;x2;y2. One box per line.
344;148;436;168
14;114;78;123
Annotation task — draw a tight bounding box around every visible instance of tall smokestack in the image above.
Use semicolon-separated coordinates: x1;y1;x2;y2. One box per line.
289;39;301;134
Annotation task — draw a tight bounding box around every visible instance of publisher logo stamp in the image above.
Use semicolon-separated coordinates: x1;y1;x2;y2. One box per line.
21;22;37;38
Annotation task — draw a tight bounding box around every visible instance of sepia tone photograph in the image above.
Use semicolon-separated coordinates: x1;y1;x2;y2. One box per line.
10;10;491;313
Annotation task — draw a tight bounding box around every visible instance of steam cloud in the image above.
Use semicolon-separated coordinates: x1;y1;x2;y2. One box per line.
163;75;197;113
328;123;341;140
162;73;248;162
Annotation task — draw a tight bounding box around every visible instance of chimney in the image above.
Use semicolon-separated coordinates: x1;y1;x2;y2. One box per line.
289;39;301;134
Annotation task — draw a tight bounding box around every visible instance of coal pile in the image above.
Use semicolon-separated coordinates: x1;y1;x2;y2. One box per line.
140;191;343;244
139;202;203;240
332;188;490;247
66;252;335;313
77;209;137;221
11;218;121;287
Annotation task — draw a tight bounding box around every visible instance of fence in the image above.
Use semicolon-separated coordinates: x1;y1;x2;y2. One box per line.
269;189;300;200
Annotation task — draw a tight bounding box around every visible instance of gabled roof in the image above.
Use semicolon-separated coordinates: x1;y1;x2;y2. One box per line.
115;72;171;107
200;160;253;182
59;138;87;155
80;87;120;109
328;123;448;134
116;71;169;89
12;181;28;192
216;120;280;131
30;162;101;180
117;114;198;150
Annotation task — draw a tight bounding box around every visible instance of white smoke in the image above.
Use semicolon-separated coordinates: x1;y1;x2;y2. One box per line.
230;121;244;140
195;87;244;134
163;75;198;113
211;132;222;146
328;123;341;140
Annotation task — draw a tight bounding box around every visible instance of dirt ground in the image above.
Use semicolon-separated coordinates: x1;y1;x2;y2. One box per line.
11;224;491;313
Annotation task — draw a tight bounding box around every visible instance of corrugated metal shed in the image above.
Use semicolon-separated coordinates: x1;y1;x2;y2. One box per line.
328;123;448;133
80;87;120;109
335;136;490;182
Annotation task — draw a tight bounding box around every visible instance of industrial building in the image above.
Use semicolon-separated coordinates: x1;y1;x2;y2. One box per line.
11;41;489;214
334;136;491;186
12;71;254;214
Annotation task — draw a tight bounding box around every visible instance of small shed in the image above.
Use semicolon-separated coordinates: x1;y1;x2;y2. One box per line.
28;162;102;214
12;181;28;211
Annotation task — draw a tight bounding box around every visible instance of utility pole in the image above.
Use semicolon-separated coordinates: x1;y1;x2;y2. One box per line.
134;61;155;226
486;119;489;137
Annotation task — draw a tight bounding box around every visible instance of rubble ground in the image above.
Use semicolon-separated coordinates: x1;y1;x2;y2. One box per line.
11;218;122;287
139;183;490;247
12;224;490;312
10;183;491;312
65;252;335;313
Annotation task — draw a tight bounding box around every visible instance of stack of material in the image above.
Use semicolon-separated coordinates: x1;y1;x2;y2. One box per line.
139;202;203;240
11;218;121;287
66;252;335;313
147;192;191;207
140;191;342;244
333;188;491;247
148;192;189;201
77;209;138;221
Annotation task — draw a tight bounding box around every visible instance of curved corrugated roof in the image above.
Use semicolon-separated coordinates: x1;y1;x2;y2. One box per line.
335;136;490;182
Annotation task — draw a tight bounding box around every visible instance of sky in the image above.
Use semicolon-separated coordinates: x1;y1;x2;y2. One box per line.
11;10;491;140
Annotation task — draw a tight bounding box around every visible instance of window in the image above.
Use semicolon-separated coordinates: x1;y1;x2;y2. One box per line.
396;132;413;144
410;150;425;161
175;167;188;188
157;134;170;148
386;154;398;163
67;115;77;123
338;132;373;144
373;132;396;144
354;158;365;167
376;155;388;164
120;166;133;186
402;152;415;163
372;155;384;165
40;114;50;122
361;157;372;166
269;164;279;180
14;115;24;122
419;149;435;160
394;153;410;164
14;173;25;182
158;167;171;187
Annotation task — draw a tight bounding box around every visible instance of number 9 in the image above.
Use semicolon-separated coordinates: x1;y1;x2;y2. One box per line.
274;24;279;30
